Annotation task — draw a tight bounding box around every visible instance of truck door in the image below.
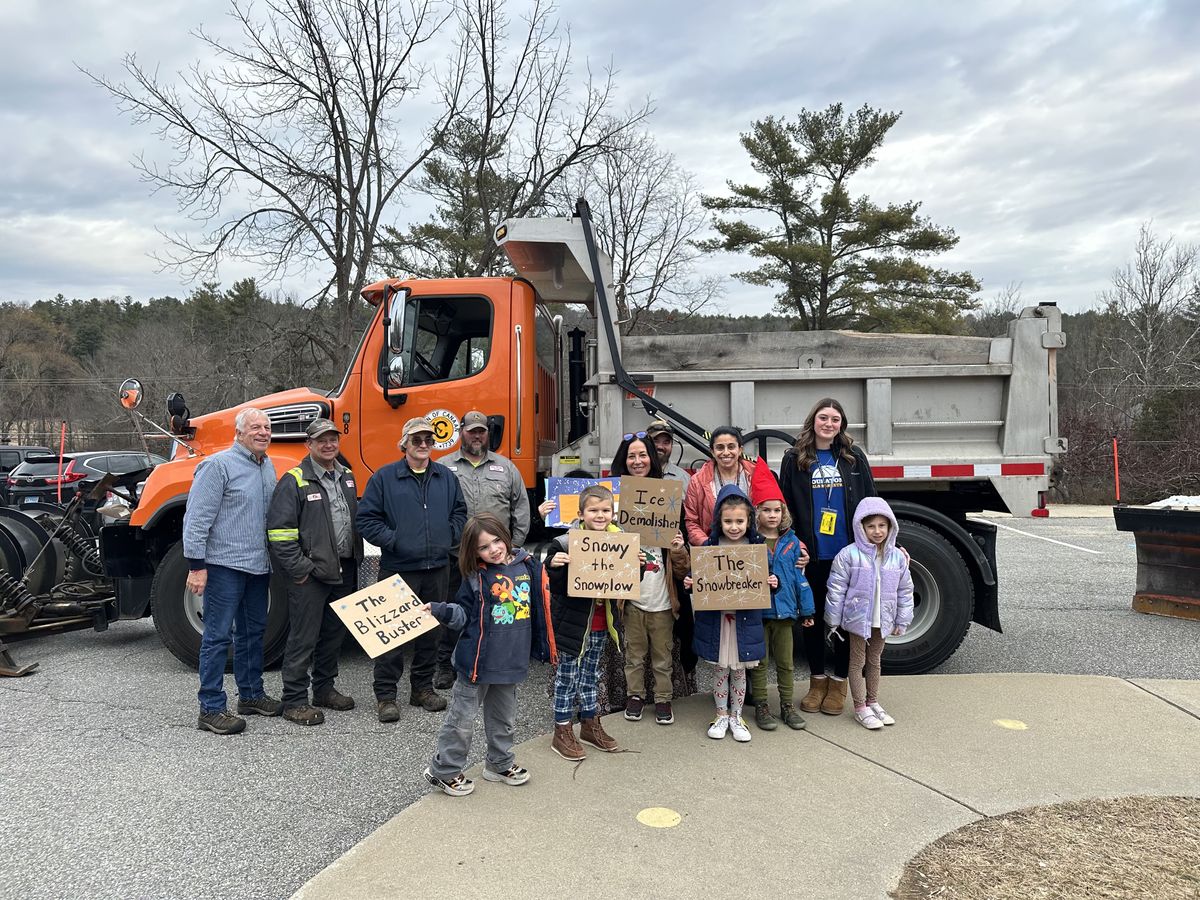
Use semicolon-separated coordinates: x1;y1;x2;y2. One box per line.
358;285;508;473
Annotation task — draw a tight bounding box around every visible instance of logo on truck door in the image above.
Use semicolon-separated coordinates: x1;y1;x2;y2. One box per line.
426;409;461;450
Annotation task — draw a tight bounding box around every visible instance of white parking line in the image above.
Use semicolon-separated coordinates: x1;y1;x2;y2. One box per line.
968;518;1104;554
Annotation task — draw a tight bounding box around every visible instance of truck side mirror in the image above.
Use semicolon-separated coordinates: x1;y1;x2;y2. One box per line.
388;288;410;354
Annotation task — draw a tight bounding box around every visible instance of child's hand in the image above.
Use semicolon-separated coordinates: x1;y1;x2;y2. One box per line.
767;574;779;588
797;544;810;569
638;550;648;564
548;551;569;567
892;626;905;636
802;617;814;628
683;574;693;589
538;499;557;519
670;531;684;549
418;603;433;617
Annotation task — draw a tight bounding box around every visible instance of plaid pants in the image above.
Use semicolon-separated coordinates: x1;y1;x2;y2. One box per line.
553;629;607;723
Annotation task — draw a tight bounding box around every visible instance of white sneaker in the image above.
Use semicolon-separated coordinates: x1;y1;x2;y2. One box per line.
707;714;730;739
482;765;530;786
869;702;895;726
854;707;884;730
729;715;752;743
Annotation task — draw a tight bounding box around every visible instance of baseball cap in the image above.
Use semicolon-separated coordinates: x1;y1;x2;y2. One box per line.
401;417;435;440
306;418;340;439
645;419;673;437
462;411;489;431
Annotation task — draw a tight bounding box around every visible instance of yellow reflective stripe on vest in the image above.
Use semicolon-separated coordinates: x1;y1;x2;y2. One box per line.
287;467;308;487
268;528;300;542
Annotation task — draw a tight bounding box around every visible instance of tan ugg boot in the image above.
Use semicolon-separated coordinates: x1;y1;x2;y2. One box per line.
800;675;828;713
821;677;848;716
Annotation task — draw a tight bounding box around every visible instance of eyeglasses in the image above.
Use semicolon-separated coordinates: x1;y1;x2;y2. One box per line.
409;435;435;446
622;431;648;442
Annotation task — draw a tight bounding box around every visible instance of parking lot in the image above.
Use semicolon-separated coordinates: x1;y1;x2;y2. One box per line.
2;509;1197;900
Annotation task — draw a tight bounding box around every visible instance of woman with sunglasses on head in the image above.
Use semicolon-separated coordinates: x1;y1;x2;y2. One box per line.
683;426;756;547
778;398;878;718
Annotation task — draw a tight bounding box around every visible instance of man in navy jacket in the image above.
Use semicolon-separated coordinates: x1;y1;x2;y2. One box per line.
356;417;467;722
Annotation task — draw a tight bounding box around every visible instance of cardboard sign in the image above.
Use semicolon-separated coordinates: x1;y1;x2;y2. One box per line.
567;530;641;600
330;574;437;658
690;545;771;611
614;476;683;547
545;476;620;527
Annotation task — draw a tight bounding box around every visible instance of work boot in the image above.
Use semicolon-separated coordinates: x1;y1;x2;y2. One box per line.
800;675;828;713
313;688;355;711
237;694;283;717
551;723;586;761
821;677;848;716
433;667;456;691
780;702;807;730
410;688;448;712
579;715;620;752
377;700;401;723
282;705;325;726
197;709;246;735
755;702;779;731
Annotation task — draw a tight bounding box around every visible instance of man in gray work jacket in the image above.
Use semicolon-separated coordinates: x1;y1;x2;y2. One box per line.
184;407;282;735
266;418;363;726
434;409;530;689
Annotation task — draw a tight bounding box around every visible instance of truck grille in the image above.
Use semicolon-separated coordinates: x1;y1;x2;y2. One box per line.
264;402;330;439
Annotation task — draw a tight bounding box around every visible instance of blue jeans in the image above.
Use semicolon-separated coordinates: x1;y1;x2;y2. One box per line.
197;564;270;713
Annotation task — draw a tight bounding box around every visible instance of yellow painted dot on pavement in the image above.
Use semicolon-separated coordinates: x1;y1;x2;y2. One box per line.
993;718;1028;730
636;807;681;828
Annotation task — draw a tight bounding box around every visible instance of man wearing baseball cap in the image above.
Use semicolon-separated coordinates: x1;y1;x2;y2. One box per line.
356;416;467;721
434;410;530;689
266;418;362;725
646;419;692;489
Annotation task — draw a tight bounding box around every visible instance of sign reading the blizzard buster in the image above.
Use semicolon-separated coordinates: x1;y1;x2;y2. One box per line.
690;545;771;611
614;476;683;547
330;575;437;658
567;530;641;600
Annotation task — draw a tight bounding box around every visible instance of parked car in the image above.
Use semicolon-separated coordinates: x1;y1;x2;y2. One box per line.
6;451;167;510
0;444;54;503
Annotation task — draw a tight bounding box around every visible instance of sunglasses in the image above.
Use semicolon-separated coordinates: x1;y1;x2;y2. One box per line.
409;434;435;446
622;431;648;442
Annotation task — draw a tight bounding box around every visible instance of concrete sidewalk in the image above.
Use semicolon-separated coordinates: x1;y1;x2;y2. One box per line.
294;675;1200;900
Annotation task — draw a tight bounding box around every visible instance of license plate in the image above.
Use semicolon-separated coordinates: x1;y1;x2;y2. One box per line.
22;496;37;505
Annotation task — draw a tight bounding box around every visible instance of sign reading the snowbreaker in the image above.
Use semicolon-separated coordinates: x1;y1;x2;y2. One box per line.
330;575;437;658
690;545;771;611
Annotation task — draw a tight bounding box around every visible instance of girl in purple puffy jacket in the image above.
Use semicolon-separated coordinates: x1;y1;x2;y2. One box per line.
824;497;913;730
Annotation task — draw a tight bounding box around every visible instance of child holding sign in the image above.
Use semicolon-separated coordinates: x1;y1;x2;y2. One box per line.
421;514;555;797
683;484;766;743
546;484;633;761
748;460;815;731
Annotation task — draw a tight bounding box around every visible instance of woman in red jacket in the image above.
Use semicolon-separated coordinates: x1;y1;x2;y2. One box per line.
683;426;756;546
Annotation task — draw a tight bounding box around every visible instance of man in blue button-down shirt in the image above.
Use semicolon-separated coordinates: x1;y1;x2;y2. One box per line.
183;407;282;735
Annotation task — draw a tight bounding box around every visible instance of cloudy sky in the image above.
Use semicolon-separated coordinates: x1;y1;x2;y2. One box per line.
2;0;1197;315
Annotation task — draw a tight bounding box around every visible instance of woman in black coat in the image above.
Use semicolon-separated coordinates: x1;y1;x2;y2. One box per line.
778;397;877;717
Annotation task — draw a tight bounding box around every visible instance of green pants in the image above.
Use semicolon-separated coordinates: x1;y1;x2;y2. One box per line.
750;618;796;705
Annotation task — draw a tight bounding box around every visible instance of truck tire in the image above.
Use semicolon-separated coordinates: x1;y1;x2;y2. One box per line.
881;521;973;675
151;541;290;671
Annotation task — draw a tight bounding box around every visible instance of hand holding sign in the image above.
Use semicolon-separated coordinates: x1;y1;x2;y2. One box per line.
330;575;438;658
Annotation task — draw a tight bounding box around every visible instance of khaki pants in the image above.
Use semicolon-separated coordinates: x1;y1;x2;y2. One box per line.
622;606;675;703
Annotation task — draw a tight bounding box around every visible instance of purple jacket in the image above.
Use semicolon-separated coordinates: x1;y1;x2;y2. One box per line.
824;497;914;639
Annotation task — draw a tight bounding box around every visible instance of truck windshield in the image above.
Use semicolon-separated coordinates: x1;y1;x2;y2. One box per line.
382;295;493;388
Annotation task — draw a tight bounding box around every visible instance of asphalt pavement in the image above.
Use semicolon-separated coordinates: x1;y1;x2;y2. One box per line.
2;506;1197;900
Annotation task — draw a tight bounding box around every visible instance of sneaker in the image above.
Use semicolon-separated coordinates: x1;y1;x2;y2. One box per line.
624;696;644;721
313;688;355;711
377;699;401;723
654;701;674;725
197;709;246;735
423;767;475;797
755;702;779;731
482;765;531;786
410;688;448;712
282;705;325;726
237;694;283;717
707;714;730;739
780;703;807;731
729;715;753;743
854;707;885;730
869;702;896;726
433;668;456;691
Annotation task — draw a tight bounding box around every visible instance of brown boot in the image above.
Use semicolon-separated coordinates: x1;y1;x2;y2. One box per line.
821;677;848;715
551;723;586;761
800;675;828;713
579;715;620;752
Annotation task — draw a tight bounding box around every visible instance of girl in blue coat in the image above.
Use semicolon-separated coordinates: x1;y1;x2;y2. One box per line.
683;483;767;743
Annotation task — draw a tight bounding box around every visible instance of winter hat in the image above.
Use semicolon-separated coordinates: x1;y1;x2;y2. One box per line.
749;457;784;507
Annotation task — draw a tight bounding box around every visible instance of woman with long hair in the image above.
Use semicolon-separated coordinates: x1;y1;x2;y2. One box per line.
683;426;755;547
778;398;878;717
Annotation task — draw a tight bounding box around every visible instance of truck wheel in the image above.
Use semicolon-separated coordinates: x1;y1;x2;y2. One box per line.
881;521;973;675
151;542;290;671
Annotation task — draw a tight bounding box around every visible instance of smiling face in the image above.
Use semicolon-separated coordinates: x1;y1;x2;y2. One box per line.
461;426;488;459
711;434;742;474
307;431;341;468
719;502;750;542
863;514;890;547
625;438;654;477
476;529;509;566
651;432;673;465
580;495;614;531
813;406;844;449
235;412;272;457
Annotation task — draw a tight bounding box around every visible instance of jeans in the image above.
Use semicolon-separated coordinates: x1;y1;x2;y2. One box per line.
197;564;270;714
372;566;447;700
751;617;797;705
799;558;851;679
280;562;356;708
428;679;518;779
